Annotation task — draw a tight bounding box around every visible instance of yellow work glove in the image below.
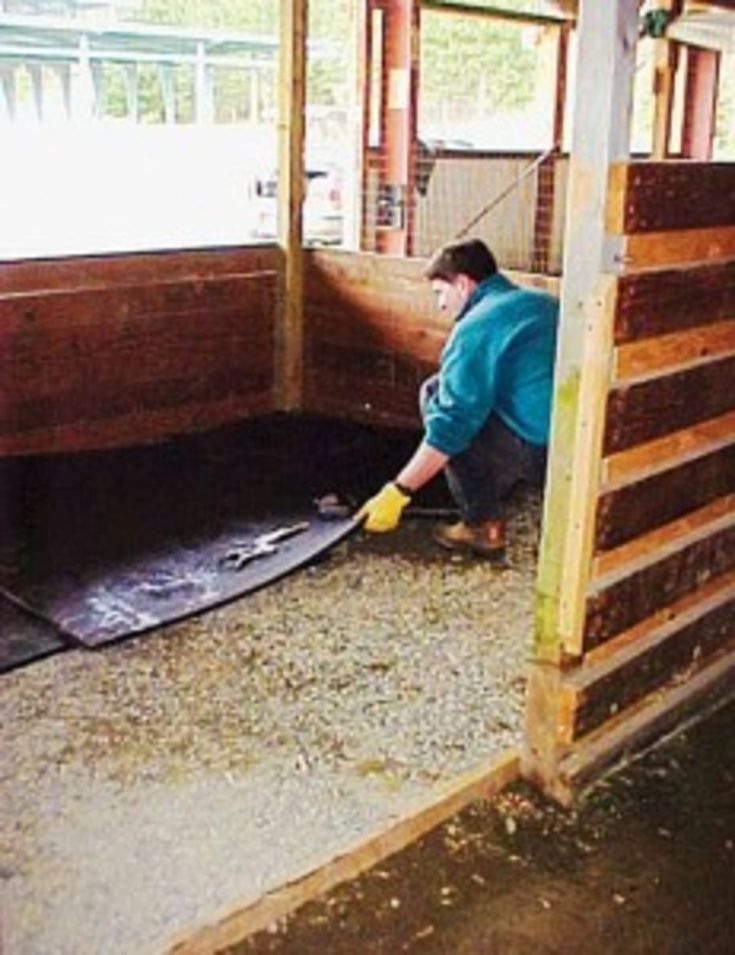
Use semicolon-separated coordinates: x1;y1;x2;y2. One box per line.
356;481;411;533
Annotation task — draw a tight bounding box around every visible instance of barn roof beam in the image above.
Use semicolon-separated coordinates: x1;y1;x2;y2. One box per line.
420;0;575;28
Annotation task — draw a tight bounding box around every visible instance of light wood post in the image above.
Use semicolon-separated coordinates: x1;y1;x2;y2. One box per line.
275;0;307;411
524;0;639;794
531;23;568;273
651;1;683;160
345;0;369;251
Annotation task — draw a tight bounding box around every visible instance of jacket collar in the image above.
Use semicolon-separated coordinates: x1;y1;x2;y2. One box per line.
455;273;513;323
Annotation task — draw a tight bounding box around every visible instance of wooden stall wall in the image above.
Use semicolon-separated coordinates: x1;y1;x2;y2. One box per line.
303;251;443;428
0;247;278;455
526;161;735;803
303;249;560;429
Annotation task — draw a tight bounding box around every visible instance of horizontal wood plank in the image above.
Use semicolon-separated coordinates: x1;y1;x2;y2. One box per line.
595;444;735;552
1;392;275;457
305;249;561;296
0;252;277;453
0;246;278;294
608;162;735;234
307;306;446;366
166;749;519;954
602;409;735;487
584;523;735;651
5;362;273;435
616;225;735;271
0;276;274;346
614;261;735;344
614;319;735;381
556;648;735;800
304;251;439;430
303;250;560;431
304;372;420;430
594;494;735;581
604;353;735;455
568;591;735;741
312;341;436;391
584;569;735;669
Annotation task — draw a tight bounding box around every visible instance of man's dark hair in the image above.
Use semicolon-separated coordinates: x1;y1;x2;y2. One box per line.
425;238;498;283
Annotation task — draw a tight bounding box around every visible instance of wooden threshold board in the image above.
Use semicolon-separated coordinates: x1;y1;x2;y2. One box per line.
162;750;520;954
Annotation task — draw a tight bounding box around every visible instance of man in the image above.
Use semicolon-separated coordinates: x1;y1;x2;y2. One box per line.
357;238;558;562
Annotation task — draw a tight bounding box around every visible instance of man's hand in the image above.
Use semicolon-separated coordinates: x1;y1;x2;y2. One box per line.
356;482;411;533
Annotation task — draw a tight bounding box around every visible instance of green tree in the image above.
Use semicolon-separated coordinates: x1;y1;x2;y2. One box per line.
109;1;543;134
134;0;278;32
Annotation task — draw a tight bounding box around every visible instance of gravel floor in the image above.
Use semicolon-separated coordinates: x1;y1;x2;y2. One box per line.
0;491;541;955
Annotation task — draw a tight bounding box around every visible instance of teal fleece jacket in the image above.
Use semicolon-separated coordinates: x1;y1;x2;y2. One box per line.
423;273;559;456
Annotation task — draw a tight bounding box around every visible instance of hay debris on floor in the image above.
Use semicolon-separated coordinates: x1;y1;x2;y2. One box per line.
0;492;541;955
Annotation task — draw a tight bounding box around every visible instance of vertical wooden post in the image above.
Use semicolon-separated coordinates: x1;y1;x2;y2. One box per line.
523;0;638;794
359;1;377;251
375;0;419;257
651;43;676;159
531;23;568;274
681;46;720;161
275;0;307;412
346;0;369;251
651;1;683;160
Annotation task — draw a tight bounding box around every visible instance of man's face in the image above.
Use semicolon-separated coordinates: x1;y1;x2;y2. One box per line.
430;275;474;316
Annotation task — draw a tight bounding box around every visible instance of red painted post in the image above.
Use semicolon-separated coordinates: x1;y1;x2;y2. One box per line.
375;0;419;256
681;46;720;161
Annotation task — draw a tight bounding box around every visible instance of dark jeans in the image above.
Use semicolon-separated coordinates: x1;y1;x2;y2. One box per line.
420;375;547;524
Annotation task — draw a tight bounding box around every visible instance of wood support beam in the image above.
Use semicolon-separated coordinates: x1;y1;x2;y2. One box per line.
531;25;568;273
275;0;307;411
524;0;639;797
375;0;419;257
651;2;683;160
602;409;735;489
534;0;638;658
165;749;520;952
346;0;369;251
681;45;720;161
555;649;735;801
421;0;574;28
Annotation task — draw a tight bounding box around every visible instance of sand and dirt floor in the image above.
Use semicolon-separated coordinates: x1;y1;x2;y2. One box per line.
1;418;541;954
3;416;730;954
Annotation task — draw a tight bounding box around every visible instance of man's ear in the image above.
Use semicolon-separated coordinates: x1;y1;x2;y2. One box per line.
457;274;476;299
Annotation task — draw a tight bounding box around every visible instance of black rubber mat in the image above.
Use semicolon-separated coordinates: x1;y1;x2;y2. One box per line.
0;595;67;672
0;415;424;649
1;513;356;647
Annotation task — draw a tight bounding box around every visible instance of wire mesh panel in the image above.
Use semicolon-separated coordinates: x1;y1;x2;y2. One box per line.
414;151;544;268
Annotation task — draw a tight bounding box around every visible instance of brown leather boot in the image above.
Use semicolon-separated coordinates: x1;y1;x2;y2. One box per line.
432;520;507;562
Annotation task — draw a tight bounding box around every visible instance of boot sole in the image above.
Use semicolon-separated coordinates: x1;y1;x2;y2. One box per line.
432;529;507;564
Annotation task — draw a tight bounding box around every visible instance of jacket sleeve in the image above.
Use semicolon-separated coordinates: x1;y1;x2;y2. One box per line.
423;320;501;456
